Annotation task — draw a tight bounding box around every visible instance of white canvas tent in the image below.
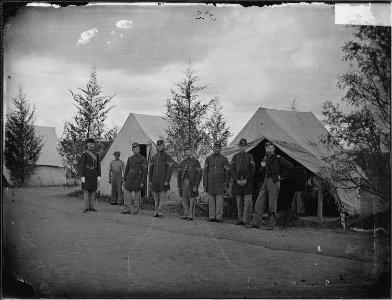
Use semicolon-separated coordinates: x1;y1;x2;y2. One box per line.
3;126;66;186
222;107;363;216
99;113;180;202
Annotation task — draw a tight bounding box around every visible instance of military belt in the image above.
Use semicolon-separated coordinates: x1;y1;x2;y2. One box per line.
85;165;96;169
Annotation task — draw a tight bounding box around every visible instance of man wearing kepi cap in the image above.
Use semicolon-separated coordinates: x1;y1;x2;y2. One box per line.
149;140;174;217
203;141;230;223
122;143;147;215
230;138;255;228
79;138;101;213
178;146;202;221
251;141;293;230
108;151;125;206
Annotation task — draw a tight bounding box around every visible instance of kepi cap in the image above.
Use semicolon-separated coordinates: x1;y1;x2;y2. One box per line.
86;138;95;143
264;141;274;147
213;141;222;148
113;151;121;155
132;143;140;149
157;140;164;146
239;138;247;146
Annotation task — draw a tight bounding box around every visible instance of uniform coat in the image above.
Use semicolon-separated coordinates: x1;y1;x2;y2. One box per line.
124;154;148;192
149;151;174;192
79;150;101;191
263;154;293;182
230;151;255;196
177;157;202;198
203;154;230;195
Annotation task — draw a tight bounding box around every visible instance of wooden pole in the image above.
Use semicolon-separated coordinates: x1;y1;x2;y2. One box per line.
317;177;323;222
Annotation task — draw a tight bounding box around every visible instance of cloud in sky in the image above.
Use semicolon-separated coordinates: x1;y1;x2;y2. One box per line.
76;28;98;46
116;20;133;29
4;3;358;140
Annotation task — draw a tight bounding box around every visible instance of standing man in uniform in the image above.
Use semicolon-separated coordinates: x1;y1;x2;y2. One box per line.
251;141;293;230
122;143;148;215
178;146;202;221
230;138;255;227
108;151;125;206
203;141;230;223
149;140;174;218
79;138;101;213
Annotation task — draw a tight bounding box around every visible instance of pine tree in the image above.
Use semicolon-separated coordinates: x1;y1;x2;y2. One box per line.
165;65;213;163
205;97;231;148
4;88;44;186
59;63;115;177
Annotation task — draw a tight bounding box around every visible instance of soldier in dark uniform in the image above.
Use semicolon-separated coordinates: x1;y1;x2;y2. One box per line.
230;138;255;227
203;141;230;223
79;138;101;213
177;146;202;221
122;143;148;215
149;140;174;217
251;141;293;230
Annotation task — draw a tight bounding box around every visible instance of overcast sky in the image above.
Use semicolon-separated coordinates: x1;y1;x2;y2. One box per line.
4;3;362;141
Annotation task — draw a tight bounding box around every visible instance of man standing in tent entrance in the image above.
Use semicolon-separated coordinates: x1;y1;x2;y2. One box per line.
122;143;148;215
108;151;125;206
230;138;255;228
149;140;174;218
251;141;293;230
79;138;101;213
203;141;230;223
178;146;202;221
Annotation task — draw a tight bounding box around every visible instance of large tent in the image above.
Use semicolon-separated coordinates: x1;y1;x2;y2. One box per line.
3;126;66;186
222;107;364;216
99;113;180;202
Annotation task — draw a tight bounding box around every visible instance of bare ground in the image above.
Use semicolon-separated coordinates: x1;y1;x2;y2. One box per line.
2;187;390;299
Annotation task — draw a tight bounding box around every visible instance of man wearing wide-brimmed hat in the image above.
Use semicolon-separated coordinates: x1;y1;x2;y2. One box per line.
79;138;101;213
230;138;255;228
203;141;230;223
251;140;293;230
177;145;202;221
122;143;147;215
149;140;174;217
108;151;125;206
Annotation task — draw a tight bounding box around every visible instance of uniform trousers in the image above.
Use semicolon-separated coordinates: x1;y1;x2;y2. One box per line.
208;194;224;220
84;190;96;210
181;179;195;218
111;172;123;204
236;194;253;224
124;189;141;213
152;191;166;215
252;178;280;226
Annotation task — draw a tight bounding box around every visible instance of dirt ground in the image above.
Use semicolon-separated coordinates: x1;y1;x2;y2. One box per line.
2;187;391;298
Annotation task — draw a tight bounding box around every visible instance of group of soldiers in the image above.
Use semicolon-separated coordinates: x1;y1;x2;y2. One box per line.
79;137;293;230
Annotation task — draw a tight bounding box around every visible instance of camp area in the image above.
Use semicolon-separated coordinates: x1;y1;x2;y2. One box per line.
3;126;66;187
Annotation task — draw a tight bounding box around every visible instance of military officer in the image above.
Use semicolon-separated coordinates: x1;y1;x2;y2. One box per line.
251;141;293;230
203;141;230;223
177;146;202;221
122;143;148;215
79;138;101;213
108;151;125;206
149;140;174;217
230;138;255;227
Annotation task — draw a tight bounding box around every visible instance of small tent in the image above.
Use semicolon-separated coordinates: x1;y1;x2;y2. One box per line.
99;113;180;202
222;107;367;217
3;126;66;186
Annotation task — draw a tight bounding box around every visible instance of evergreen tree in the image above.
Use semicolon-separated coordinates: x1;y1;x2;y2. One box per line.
205;97;231;148
59;63;115;177
165;65;212;163
4;88;44;186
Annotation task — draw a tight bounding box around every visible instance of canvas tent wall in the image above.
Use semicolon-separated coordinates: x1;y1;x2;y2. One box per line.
99;113;180;202
222;107;366;216
3;126;66;186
